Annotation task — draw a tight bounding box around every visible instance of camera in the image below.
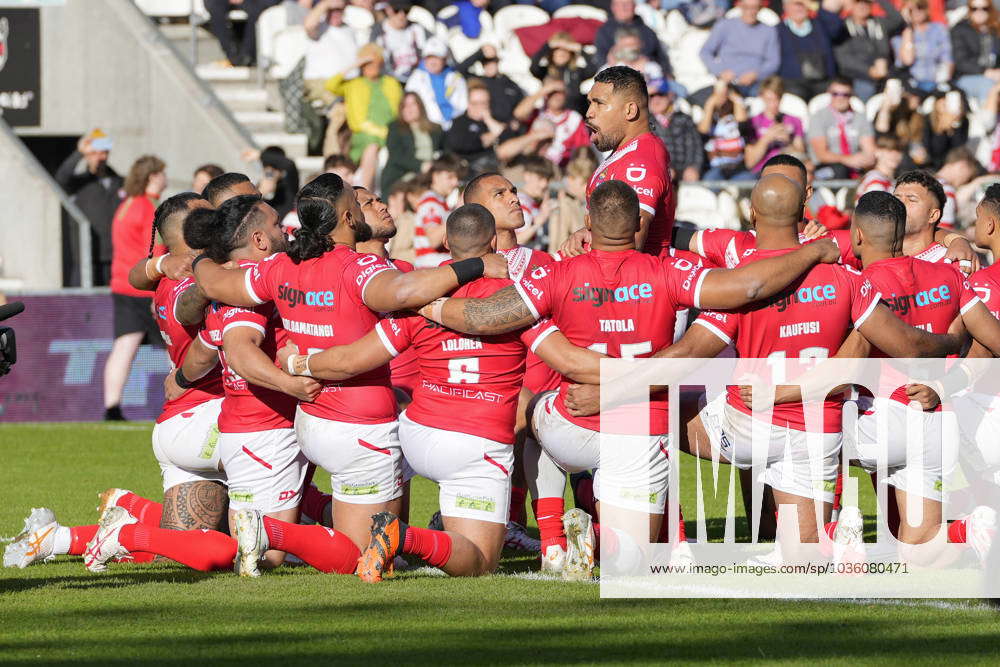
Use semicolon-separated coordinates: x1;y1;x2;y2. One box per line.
0;301;24;377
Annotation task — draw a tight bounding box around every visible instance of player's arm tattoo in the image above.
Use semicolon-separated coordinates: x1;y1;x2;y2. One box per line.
175;283;211;326
160;480;228;531
460;286;537;335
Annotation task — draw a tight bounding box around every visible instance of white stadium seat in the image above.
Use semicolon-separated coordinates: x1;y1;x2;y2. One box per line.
268;26;309;79
947;6;968;26
724;6;780;25
745;93;809;127
256;3;290;72
345;5;374;43
134;0;191;18
808;92;864;117
491;4;550;46
407;5;437;35
866;93;884;122
670;28;715;95
553;4;608;21
676;185;737;229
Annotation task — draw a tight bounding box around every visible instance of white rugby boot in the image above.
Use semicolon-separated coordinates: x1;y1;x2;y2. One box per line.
83;507;137;573
96;488;130;516
561;508;595;581
832;505;866;567
541;544;567;575
4;508;59;568
233;509;269;578
965;506;997;566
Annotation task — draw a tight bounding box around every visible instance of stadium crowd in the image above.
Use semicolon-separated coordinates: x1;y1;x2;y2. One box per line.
20;1;1000;583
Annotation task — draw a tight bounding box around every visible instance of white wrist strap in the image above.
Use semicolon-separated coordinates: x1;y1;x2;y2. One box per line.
288;354;314;377
154;254;166;275
302;354;314;378
286;354;299;375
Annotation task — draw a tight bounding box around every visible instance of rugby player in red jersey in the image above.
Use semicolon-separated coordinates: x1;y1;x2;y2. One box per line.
415;179;843;577
3;193;230;568
279;204;605;580
560;66;676;258
672;189;964;557
191;174;508;554
463;172;560;552
893;170;979;273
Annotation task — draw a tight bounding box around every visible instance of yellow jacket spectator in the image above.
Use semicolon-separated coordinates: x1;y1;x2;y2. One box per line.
325;44;403;162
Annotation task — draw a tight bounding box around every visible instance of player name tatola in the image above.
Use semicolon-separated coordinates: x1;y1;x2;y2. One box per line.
599;319;635;332
441;337;483;352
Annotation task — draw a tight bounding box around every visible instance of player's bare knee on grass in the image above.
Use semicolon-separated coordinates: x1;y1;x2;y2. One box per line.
441;515;506;576
161;481;228;531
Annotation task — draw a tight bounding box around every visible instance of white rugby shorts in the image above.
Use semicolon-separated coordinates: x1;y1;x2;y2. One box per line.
218;427;308;513
295;407;404;504
151;398;226;492
531;390;670;513
399;412;512;524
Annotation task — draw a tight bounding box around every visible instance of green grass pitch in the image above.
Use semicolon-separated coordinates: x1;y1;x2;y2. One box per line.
3;422;1000;665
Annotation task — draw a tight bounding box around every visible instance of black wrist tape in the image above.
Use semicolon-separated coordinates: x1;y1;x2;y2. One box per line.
175;367;194;389
451;257;485;285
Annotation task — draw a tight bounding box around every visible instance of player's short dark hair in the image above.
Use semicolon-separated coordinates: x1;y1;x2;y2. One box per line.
895;169;946;212
593;66;648;107
203;172;252;207
183;194;266;264
589;179;639;238
194;163;224;179
323;154;357;173
149;192;204;257
463;172;504;204
855;191;906;251
446;203;495;257
980;182;1000;217
761;153;807;183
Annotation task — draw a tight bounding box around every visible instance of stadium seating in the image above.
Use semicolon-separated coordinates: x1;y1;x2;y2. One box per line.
345;5;375;44
491;4;550;46
407;5;438;37
724;6;781;25
553;4;608;21
745;93;810;131
133;0;191;19
808;92;865;117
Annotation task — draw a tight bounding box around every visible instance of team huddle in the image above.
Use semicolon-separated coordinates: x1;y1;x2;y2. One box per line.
7;66;1000;581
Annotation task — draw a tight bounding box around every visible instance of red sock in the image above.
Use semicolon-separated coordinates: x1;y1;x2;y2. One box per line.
825;521;838;540
509;486;528;525
118;524;235;572
68;525;99;555
532;497;567;553
948;519;968;543
833;473;844;513
656;505;688;542
575;477;597;516
401;525;452;568
124;552;157;563
300;485;332;525
262;516;359;574
117;492;163;526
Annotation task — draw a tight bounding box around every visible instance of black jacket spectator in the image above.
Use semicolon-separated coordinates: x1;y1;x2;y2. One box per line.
530;46;599;115
382;121;445;194
834;0;905;82
260;147;299;219
457;48;527;123
594;15;670;75
951;18;1000;77
923;105;969;170
444;114;518;173
778;7;844;101
55;151;123;286
652;110;704;178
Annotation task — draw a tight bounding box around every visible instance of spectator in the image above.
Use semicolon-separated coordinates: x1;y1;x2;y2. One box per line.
551;148;598;254
243;146;300;218
303;0;360;156
439;0;490;39
371;0;428;81
405;38;468;130
105;155;167;421
833;0;903;101
383;92;445;194
445;82;552;174
386;179;422;263
595;0;671;75
54;129;123;286
951;0;1000;103
698;81;755;181
834;0;904;102
413;157;462;267
529;32;598;115
457;44;526;123
922;89;970;170
874;79;928;168
892;0;952;94
856;135;904;199
512;79;590;167
325;44;403;164
807;76;876;178
744;76;806;174
324;154;358;181
777;0;844;101
513;156;558;249
602;28;681;94
205;0;280;67
697;0;780;102
983;79;1000;171
649;84;704;182
191;164;224;194
936;146;981;227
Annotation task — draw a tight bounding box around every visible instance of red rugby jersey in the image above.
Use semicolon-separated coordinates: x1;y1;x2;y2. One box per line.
697;228;859;270
376;278;552;444
386;257;418;396
587;132;675;257
199;297;297;434
245;247;397;424
696;250;880;432
514;248;710;432
970;262;1000;319
154;277;223;423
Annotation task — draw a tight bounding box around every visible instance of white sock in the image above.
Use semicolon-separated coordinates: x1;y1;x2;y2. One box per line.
52;526;71;555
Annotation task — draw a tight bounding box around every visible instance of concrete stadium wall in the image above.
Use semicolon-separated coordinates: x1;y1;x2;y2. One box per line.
0;119;64;290
19;0;256;194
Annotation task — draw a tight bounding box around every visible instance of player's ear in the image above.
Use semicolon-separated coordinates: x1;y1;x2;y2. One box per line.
584;213;592;231
625;100;640;122
490;233;497;251
442;236;450;252
929;205;942;226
